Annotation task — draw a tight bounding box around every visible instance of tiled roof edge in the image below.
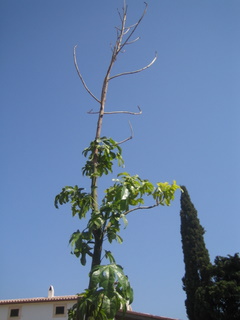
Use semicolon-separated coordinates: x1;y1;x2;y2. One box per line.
116;310;179;320
0;295;78;305
0;298;179;320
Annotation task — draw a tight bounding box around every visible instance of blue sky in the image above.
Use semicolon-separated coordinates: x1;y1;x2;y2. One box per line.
0;1;239;319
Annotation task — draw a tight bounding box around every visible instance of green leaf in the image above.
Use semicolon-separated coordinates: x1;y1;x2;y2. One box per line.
116;234;123;244
105;250;116;263
107;230;116;243
121;186;129;200
120;214;128;228
81;252;87;266
69;230;93;265
90;264;133;310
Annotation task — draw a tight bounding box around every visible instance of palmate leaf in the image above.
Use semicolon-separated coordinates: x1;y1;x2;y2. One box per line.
101;293;121;319
94;264;131;292
91;264;132;298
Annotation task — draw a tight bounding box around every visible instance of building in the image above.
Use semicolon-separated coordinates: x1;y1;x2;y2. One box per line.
0;286;77;320
0;286;178;320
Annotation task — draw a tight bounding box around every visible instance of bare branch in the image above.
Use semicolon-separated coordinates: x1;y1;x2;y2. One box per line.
117;8;123;23
115;26;130;35
87;106;142;115
109;52;157;80
118;2;148;53
125;37;140;45
115;23;137;34
104;106;142;115
115;4;127;56
116;121;134;145
123;27;131;35
73;45;101;104
87;109;99;114
124;22;138;30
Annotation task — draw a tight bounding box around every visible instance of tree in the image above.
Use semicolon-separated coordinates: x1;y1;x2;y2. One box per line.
195;253;240;320
180;186;211;320
180;187;240;320
55;2;180;320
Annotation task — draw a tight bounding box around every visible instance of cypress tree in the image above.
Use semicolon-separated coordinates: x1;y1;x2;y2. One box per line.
180;186;211;320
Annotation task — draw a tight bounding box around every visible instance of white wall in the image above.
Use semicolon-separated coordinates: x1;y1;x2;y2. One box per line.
0;300;76;320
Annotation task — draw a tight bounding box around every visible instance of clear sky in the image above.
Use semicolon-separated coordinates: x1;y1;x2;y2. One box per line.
0;1;239;319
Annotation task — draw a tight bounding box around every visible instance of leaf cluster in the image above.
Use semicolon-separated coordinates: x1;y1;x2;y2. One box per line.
69;264;133;320
102;173;180;244
55;150;180;267
82;137;124;177
55;186;92;219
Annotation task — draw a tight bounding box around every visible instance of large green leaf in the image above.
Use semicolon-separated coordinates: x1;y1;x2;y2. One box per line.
91;264;132;298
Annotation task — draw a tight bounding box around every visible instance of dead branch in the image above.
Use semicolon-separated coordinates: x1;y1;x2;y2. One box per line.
118;2;148;53
87;106;142;115
104;107;142;115
109;52;157;80
117;121;133;145
123;27;130;35
125;37;140;45
115;23;138;34
73;45;101;104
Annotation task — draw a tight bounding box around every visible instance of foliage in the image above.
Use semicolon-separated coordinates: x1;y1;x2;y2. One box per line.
194;253;240;320
69;263;133;320
55;145;180;268
56;138;180;319
82;137;124;178
180;186;211;320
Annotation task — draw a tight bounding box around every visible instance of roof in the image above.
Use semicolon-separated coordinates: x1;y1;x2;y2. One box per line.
0;295;78;305
0;297;178;320
116;310;179;320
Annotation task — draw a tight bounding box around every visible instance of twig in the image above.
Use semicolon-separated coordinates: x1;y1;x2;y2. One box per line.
104;107;142;115
125;37;140;45
109;53;157;80
123;203;159;215
117;121;133;145
119;2;148;53
88;106;142;115
73;45;101;104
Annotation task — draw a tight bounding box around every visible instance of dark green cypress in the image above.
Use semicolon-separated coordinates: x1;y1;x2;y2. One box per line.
180;186;211;320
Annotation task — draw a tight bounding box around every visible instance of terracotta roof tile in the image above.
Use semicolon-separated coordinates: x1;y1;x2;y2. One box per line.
116;310;179;320
0;295;78;305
